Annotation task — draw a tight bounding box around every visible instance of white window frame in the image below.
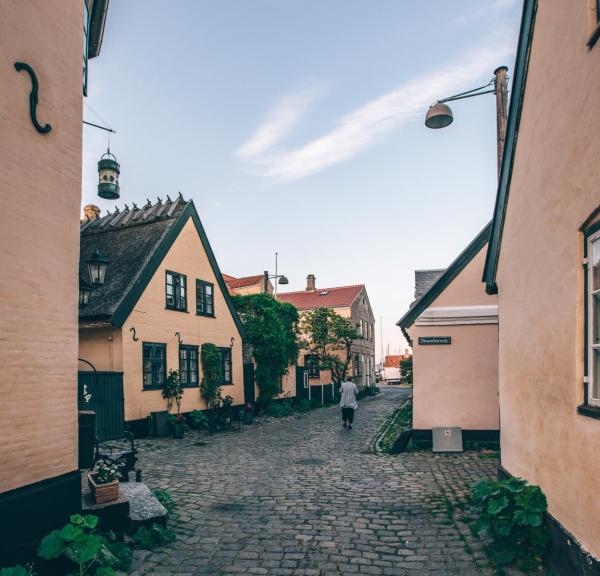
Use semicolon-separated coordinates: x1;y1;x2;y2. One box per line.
587;229;600;407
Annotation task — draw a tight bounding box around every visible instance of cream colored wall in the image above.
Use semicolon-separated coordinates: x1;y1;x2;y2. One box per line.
409;324;499;430
409;244;498;431
121;218;244;421
79;327;123;372
495;2;600;558
0;1;83;493
433;249;494;307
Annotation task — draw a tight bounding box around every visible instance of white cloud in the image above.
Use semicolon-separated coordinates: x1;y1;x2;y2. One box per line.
235;88;322;159
236;31;516;183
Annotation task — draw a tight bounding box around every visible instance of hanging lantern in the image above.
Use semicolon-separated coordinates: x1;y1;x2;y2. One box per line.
79;276;93;307
86;249;109;285
97;149;120;199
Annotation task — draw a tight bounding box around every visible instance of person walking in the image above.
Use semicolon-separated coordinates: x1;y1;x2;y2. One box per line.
339;377;358;430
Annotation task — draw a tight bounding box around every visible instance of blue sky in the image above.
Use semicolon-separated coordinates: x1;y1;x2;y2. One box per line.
83;0;522;360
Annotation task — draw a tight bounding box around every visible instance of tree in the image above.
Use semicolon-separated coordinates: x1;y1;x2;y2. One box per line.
399;355;413;385
299;307;361;385
232;293;300;404
200;343;222;409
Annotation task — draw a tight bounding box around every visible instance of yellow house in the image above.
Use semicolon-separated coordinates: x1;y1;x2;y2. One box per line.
78;197;246;437
483;0;600;571
278;275;376;390
398;224;499;449
0;0;110;563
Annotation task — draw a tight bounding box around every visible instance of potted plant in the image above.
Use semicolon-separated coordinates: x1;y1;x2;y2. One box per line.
162;369;184;439
88;461;121;504
243;402;254;425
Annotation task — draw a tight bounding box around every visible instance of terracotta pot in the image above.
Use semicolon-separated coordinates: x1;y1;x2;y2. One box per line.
88;473;119;504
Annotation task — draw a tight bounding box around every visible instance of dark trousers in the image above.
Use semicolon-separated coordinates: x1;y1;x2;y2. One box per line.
341;407;355;424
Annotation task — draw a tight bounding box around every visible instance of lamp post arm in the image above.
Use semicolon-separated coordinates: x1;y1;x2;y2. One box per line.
438;79;495;104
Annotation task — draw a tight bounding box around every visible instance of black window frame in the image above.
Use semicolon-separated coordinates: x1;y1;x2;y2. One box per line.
304;354;320;379
142;342;167;390
179;344;199;388
165;270;187;312
219;347;233;385
83;0;89;96
196;279;215;317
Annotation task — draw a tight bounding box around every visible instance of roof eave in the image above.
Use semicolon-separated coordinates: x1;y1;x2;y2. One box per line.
88;0;110;58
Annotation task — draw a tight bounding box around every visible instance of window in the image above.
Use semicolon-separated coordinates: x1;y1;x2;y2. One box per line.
219;347;232;384
587;230;600;406
143;343;166;389
179;345;199;388
304;354;320;378
166;271;187;311
196;280;215;316
353;353;362;377
83;1;89;95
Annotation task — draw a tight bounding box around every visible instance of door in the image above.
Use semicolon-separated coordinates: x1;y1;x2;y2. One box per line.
296;366;309;400
78;371;124;442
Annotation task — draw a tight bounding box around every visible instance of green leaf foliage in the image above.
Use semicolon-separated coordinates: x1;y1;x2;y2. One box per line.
153;489;177;513
233;294;300;404
133;524;176;550
470;477;548;570
0;565;35;576
200;343;223;409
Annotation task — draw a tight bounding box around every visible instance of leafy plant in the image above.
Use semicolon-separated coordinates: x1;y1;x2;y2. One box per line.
200;343;222;409
470;477;548;570
162;369;183;414
266;399;294;418
94;461;121;485
0;565;35;576
188;409;209;430
293;398;312;413
399;355;413;385
37;514;128;576
299;308;361;385
232;293;300;405
133;524;175;550
152;489;176;513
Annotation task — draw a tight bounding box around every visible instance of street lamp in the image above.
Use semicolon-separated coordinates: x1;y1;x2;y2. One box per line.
86;249;109;286
79;276;94;308
264;252;289;294
425;66;508;176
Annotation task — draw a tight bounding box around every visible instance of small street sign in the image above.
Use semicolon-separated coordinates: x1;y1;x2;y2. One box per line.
418;336;452;345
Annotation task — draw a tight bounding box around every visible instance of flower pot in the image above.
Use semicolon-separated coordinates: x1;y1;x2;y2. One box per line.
173;421;185;439
88;473;119;504
244;412;254;425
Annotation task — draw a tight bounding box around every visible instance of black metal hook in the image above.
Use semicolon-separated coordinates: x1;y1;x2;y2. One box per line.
14;62;52;134
175;332;183;344
230;337;235;349
130;327;139;341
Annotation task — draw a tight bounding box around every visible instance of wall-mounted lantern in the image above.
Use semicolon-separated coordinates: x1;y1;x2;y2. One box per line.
86;249;108;286
79;276;93;308
97;149;120;199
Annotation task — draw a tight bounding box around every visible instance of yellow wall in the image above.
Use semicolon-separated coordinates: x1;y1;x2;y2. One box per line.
0;1;83;493
495;1;600;558
408;247;499;431
79;327;123;372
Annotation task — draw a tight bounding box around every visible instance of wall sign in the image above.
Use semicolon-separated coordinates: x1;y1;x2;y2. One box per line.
418;336;451;345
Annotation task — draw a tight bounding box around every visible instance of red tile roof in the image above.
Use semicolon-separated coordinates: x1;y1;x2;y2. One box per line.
384;355;408;368
223;274;264;289
277;285;364;310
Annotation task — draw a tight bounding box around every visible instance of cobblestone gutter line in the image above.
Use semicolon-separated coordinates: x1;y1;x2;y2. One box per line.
372;399;411;454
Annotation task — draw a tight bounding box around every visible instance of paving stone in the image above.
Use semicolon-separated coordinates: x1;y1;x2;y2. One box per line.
132;390;497;575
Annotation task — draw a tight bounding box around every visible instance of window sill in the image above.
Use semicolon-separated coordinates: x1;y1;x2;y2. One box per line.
181;384;199;389
577;403;600;420
221;382;234;386
588;22;600;48
142;386;163;391
165;307;189;313
196;312;215;318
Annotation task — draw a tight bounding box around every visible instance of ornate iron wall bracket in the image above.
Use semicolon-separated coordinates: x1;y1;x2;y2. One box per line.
175;332;183;344
230;337;235;349
14;62;52;134
129;327;139;341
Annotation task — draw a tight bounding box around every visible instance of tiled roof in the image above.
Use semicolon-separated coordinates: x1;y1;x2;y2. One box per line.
414;269;445;300
384;355;407;368
223;274;264;289
277;285;364;310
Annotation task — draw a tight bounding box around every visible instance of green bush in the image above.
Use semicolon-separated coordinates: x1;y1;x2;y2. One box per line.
309;398;322;410
133;524;175;550
153;489;176;513
0;566;34;576
37;514;130;575
188;409;209;430
293;398;312;413
471;477;548;570
266;400;294;418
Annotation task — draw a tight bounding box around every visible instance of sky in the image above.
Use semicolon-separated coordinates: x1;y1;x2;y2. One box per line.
83;0;523;361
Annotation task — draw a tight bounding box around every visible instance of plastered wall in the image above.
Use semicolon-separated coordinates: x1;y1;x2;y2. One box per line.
496;1;600;558
0;1;83;493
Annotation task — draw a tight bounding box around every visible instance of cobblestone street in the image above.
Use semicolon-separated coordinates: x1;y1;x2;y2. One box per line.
133;390;497;576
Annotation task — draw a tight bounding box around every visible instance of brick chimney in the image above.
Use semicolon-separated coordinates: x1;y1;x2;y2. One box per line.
83;204;101;221
306;274;316;292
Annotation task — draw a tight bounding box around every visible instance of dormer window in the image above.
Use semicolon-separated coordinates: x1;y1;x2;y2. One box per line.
166;271;187;311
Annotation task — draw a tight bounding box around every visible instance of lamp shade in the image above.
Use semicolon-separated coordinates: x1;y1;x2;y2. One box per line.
86;249;108;285
79;276;93;307
98;150;120;200
425;102;453;129
278;275;289;285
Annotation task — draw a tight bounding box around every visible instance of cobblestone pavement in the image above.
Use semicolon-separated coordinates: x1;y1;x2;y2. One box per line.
132;391;498;576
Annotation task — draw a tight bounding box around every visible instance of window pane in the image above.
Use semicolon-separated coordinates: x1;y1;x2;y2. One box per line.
593;238;600;292
594;294;600;345
593;350;600;401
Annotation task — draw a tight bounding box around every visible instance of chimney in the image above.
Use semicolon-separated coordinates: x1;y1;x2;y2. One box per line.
83;204;101;221
306;274;316;292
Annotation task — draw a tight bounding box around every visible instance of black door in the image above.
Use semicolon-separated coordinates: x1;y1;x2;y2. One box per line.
243;363;255;405
78;371;124;441
296;366;309;400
